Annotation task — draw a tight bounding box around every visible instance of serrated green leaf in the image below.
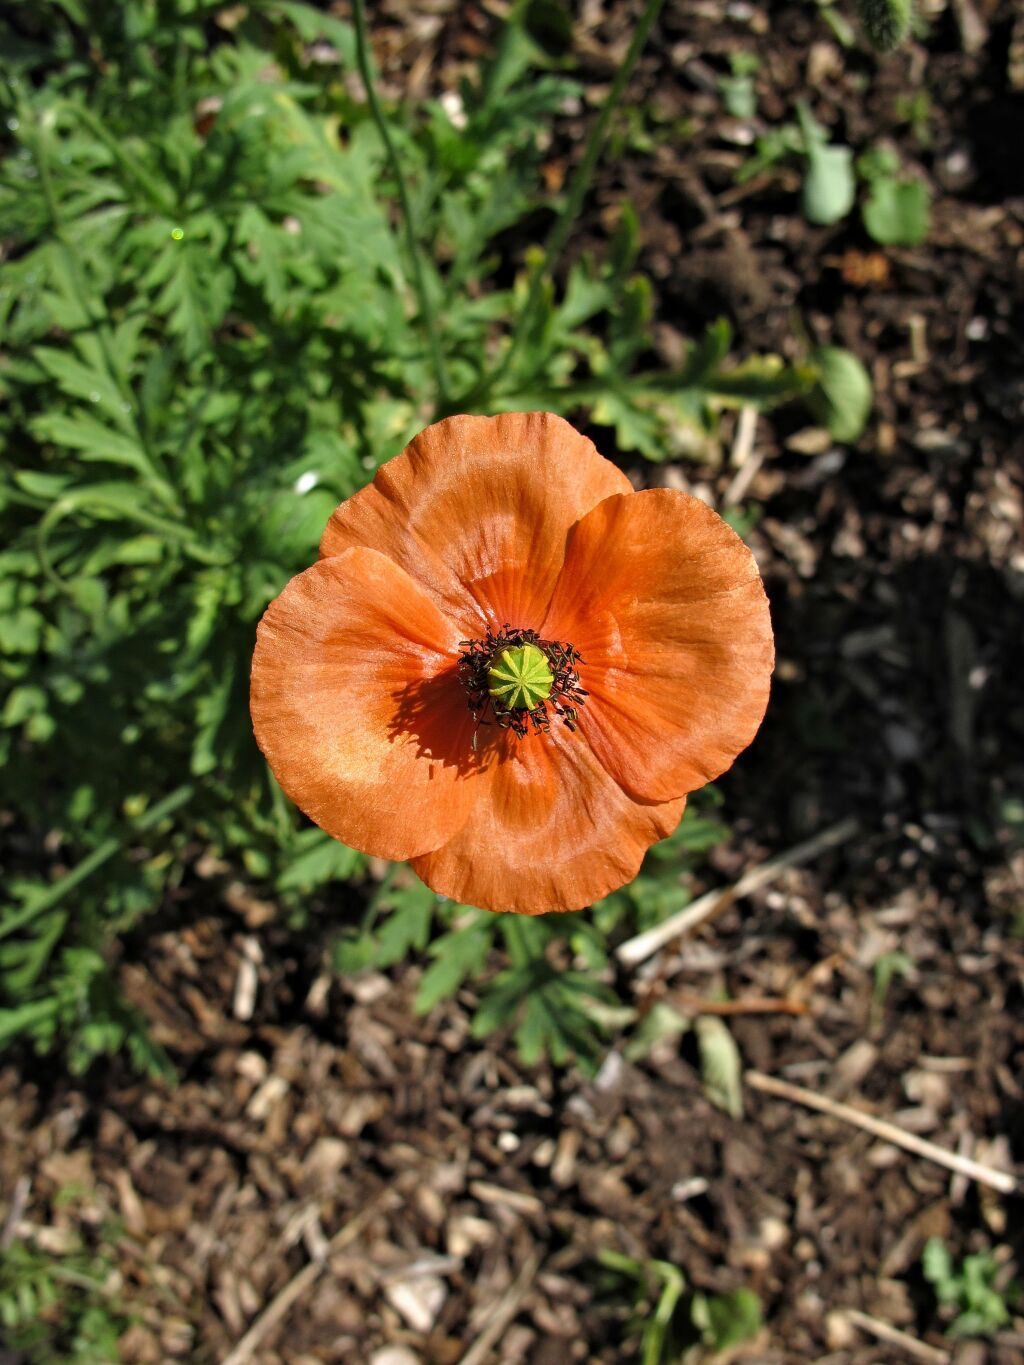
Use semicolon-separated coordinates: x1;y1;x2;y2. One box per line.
32;346;130;429
274;0;357;64
276;832;363;892
30;411;149;472
373;882;437;968
415;917;494;1014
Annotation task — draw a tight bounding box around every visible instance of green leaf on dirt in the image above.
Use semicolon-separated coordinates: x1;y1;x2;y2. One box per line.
415;915;495;1014
803;143;856;224
806;345;873;442
692;1287;763;1350
797;103;855;225
863;176;930;245
696;1014;744;1118
623;1002;690;1062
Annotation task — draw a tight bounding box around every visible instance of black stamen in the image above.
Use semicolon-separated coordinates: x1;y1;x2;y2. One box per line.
457;624;587;744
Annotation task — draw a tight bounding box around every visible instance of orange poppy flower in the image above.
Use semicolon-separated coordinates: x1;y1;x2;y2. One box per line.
250;413;773;915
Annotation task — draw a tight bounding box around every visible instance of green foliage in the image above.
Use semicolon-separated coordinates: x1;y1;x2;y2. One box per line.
595;1250;762;1362
740;102;929;250
806;345;873;441
922;1238;1020;1338
696;1015;744;1118
797;102;856;226
0;1231;127;1364
858;145;930;245
869;947;913;1028
331;802;730;1074
718;53;760;120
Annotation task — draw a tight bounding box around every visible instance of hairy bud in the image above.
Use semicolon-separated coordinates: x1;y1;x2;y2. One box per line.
857;0;913;52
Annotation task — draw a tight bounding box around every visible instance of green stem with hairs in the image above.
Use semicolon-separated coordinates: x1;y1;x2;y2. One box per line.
452;0;667;413
351;0;450;405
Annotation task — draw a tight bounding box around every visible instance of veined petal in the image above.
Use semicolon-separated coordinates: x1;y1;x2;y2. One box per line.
411;726;686;914
543;489;774;803
319;412;633;636
251;548;479;861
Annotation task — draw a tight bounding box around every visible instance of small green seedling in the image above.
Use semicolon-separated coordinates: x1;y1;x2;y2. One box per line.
719;53;760;120
858;145;931;246
738;109;930;247
922;1238;1020;1338
869;948;914;1030
595;1249;762;1363
797;102;856;226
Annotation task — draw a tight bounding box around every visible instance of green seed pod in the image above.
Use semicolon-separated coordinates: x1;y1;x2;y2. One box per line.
488;643;553;711
857;0;913;53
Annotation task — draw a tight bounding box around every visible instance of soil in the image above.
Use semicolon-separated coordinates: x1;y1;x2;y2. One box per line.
2;2;1023;1363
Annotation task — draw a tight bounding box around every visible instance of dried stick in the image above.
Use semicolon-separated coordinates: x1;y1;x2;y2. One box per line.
844;1307;950;1363
671;994;809;1017
458;1250;542;1365
746;1071;1019;1196
617;817;860;968
221;1194;389;1365
723;405;762;505
0;1177;30;1252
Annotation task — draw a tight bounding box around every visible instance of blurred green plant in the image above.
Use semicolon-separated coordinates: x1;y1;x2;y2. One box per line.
0;1227;127;1364
718;53;760;121
922;1238;1020;1338
0;0;856;1072
857;144;930;245
869;947;913;1030
805;344;873;443
594;1249;762;1363
738;102;930;250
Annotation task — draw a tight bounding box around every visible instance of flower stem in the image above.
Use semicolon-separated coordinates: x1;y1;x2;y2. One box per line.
453;0;666;412
351;0;450;405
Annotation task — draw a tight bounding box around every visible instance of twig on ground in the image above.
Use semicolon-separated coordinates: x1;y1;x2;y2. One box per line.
457;1250;542;1365
0;1177;31;1252
617;817;860;968
746;1071;1019;1196
723;405;762;505
671;994;810;1016
221;1192;391;1365
844;1307;950;1363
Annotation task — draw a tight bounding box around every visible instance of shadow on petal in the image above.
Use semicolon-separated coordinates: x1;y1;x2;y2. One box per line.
386;665;490;778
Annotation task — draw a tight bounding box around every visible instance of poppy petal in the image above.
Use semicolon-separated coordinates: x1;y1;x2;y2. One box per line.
251;548;478;861
411;726;686;914
319;412;633;635
543;489;774;803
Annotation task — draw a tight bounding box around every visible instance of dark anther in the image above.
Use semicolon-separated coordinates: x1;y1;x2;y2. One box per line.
457;625;587;745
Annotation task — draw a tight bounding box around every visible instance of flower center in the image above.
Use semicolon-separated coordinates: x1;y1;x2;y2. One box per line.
458;625;588;741
487;643;553;711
